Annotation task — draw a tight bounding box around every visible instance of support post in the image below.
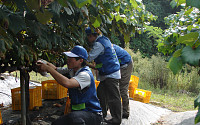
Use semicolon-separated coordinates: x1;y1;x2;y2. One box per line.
20;68;26;125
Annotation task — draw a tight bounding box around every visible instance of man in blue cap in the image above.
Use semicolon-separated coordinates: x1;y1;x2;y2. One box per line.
85;27;122;125
36;45;103;125
113;44;133;119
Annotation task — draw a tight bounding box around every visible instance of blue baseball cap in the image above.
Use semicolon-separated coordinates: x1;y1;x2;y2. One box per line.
85;27;97;35
63;45;88;60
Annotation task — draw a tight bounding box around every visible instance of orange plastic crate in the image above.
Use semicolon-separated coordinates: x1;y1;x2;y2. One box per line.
129;75;139;89
133;88;151;103
42;80;68;99
0;109;2;124
11;86;42;110
64;96;71;115
95;80;100;89
128;87;135;98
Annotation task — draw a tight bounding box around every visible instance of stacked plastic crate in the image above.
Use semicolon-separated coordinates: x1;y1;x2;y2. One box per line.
11;86;42;110
64;96;71;115
95;80;100;89
0;109;2;124
42;80;68;99
129;75;151;103
128;75;139;98
133;88;151;103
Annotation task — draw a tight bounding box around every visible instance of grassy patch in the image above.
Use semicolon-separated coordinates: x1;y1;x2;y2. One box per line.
11;71;54;83
150;92;196;112
138;81;197;112
29;71;54;83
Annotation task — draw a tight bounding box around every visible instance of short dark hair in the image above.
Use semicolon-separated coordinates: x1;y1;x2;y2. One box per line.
75;57;87;67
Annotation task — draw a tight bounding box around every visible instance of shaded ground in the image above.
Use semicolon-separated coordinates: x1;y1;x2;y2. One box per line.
1;98;67;125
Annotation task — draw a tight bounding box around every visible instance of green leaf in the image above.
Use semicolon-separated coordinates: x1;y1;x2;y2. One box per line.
64;7;72;15
35;10;53;24
123;17;127;23
124;33;130;44
173;49;182;57
92;15;101;28
57;0;68;7
195;108;200;124
0;26;7;37
179;0;186;5
195;94;200;124
186;0;200;9
26;0;40;11
8;13;26;34
115;14;121;22
49;1;62;15
170;0;177;8
73;0;91;8
181;46;200;66
138;30;142;34
187;25;193;31
177;32;199;46
130;0;138;8
38;35;48;49
168;56;183;75
14;0;27;12
26;20;42;36
88;4;98;16
194;94;200;109
103;3;112;10
0;38;6;53
114;3;120;12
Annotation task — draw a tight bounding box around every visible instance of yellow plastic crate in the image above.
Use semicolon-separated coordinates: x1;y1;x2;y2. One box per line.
95;80;100;89
42;80;68;99
129;75;139;89
133;88;151;103
11;86;42;110
0;109;2;124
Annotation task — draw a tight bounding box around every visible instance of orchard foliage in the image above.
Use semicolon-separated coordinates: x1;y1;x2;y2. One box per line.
0;0;156;73
157;0;200;124
157;0;200;75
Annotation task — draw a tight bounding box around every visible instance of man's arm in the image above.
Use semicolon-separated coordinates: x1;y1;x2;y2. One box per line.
36;62;80;88
88;42;104;62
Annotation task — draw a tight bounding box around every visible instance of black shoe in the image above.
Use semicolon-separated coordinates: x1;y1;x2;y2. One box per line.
104;119;120;125
100;121;109;125
122;114;129;119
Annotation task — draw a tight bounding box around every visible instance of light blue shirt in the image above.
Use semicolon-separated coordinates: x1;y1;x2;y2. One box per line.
88;35;121;81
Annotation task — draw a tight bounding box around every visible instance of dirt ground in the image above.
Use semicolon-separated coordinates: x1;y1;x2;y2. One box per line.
152;110;200;125
1;98;199;125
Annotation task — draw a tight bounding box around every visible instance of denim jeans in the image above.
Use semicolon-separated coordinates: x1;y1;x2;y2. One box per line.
97;78;122;124
52;111;103;125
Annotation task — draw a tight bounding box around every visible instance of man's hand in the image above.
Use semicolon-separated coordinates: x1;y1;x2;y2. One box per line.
36;60;49;72
36;60;57;72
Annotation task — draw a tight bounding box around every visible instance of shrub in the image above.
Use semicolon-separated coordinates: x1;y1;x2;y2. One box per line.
131;50;200;94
